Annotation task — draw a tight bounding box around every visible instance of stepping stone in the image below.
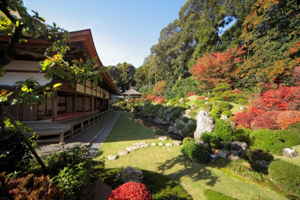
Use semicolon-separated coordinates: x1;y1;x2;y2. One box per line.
173;140;182;146
118;150;129;156
133;141;148;149
155;135;168;140
166;143;172;147
151;143;156;146
108;154;117;160
158;143;164;146
126;146;139;151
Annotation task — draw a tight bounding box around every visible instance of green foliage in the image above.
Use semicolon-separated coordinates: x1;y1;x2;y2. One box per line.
221;110;232;117
275;130;300;148
237;99;248;105
209;97;223;102
242;148;274;164
168;97;180;107
180;116;189;123
182;137;195;145
0;172;62;199
228;161;265;183
204;189;237;200
269;142;285;156
186;110;197;119
214;119;233;142
233;128;251;144
268;160;300;198
195;99;206;107
155;129;168;136
180;127;191;138
249;129;279;151
181;142;210;163
200;132;217;143
203;103;213;112
187;123;196;133
216;101;233;111
210;138;222;149
176;123;185;130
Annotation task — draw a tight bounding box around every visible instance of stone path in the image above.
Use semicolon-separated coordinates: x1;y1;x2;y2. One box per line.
36;111;121;157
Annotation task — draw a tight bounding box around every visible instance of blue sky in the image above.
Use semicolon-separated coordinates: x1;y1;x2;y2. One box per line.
24;0;187;68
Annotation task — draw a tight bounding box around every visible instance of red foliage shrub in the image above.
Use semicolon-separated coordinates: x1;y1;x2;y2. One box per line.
233;89;242;94
108;182;153;200
0;172;61;200
232;111;253;129
146;94;156;101
154;95;165;104
276;111;300;129
250;111;281;130
187;91;196;97
198;96;206;100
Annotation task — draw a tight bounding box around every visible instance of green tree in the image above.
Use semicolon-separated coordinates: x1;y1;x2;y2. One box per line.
116;62;136;92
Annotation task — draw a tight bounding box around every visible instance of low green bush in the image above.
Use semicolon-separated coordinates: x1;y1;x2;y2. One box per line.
233;128;251;144
195;99;206;107
176;123;185;130
155;129;168;136
269;141;285;156
216;101;233;111
203;103;213;112
180;116;189;123
181;127;191;138
208;97;223;102
192;106;199;111
187;123;197;133
172;110;181;118
186;110;197;119
182;137;195;145
181;142;210;163
221;110;232;117
214;119;233;142
210;138;222;149
221;141;231;150
274;129;300;148
237;99;248;105
249;129;279;151
210;107;222;115
228;161;265;183
269;160;300;198
204;189;237;200
242;148;274;163
200;132;217;143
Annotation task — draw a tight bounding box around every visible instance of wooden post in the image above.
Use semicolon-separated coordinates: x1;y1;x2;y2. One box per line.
52;91;57;122
73;93;77;115
83;95;86;113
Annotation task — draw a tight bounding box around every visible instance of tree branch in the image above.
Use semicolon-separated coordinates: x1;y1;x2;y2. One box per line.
15;50;46;58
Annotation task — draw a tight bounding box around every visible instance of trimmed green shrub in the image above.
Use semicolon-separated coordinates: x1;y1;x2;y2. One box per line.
210;107;222;115
210;138;222;149
214;119;233;142
269;141;285;156
187;123;197;133
242;148;274;163
195;99;206;107
192;106;199;111
181;127;191;138
181;142;210;163
237;99;248;105
176;123;185;130
204;189;237;200
233;128;251;144
216;101;233;111
186;110;197;119
275;130;300;148
180;116;189;123
208;97;223;102
200;132;217;143
221;141;231;150
249;129;279;151
221;110;232;117
177;103;186;108
172;110;180;118
203;103;213;112
155;129;168;136
182;137;195;145
269;160;300;198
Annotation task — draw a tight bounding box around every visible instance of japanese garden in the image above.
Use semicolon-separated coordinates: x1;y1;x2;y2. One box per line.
0;0;300;199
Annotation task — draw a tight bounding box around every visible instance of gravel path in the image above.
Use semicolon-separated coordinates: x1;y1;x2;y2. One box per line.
36;111;121;157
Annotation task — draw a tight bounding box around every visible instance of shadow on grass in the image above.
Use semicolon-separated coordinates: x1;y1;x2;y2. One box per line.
156;154;218;186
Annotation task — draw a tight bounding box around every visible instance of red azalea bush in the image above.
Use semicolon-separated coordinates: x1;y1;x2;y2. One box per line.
250;111;281;130
198;96;206;100
146;94;156;101
187;91;196;97
154;95;165;104
277;111;300;129
108;182;153;200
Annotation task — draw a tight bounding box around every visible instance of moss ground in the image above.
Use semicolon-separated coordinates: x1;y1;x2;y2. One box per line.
95;112;287;200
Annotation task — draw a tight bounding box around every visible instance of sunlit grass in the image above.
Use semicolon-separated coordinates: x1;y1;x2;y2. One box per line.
95;111;287;200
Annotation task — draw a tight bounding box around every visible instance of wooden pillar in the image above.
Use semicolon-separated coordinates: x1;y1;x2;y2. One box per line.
91;97;94;111
52;91;58;122
73;93;77;115
83;95;86;113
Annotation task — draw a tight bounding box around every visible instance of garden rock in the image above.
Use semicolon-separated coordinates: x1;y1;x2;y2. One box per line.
151;143;156;146
173;140;182;146
221;115;228;120
166;143;172;147
117;166;143;183
118;150;129;156
168;126;173;133
256;160;270;169
210;154;219;162
155;135;168;140
231;141;248;152
283;148;298;158
228;151;241;161
219;150;229;158
159;142;164;146
126;146;139;151
194;110;214;141
108;154;117;160
133;141;148;149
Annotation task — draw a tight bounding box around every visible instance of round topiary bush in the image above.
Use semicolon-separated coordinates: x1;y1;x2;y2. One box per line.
200;132;217;143
237;98;248;105
221;110;232;117
203;103;213;112
233;128;251;144
180;127;191;138
249;129;279;151
180;116;189;123
210;138;222;149
187;123;197;133
186;110;197;119
274;130;300;148
181;142;210;163
155;129;168;136
216;101;233;111
242;148;274;163
182;137;195;145
176;123;185;130
108;182;153;200
172;110;181;118
195;99;206;107
214;119;233;142
268;160;300;198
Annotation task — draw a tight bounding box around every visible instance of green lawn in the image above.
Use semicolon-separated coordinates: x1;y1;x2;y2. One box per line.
95;112;287;200
275;145;300;167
